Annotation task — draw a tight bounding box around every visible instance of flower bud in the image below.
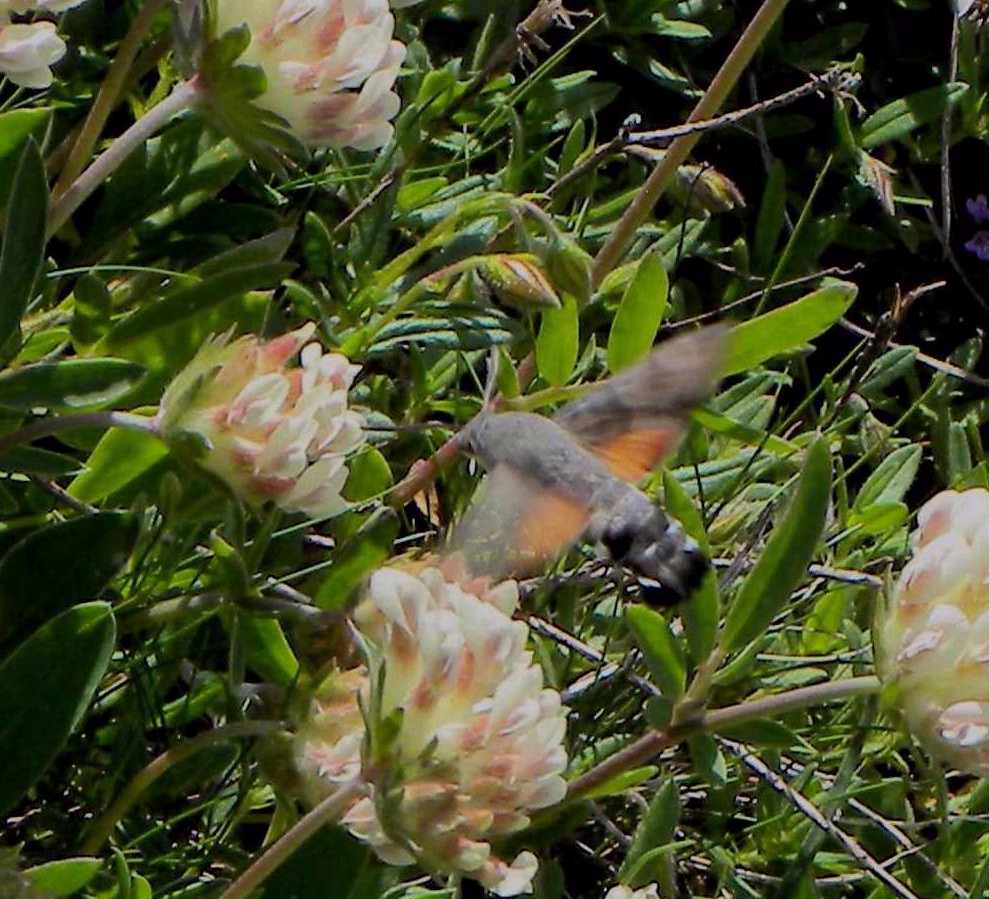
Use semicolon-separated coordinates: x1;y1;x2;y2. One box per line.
475;254;562;309
628;147;745;215
879;488;989;777
292;561;568;896
212;0;409;150
543;235;594;306
156;324;365;518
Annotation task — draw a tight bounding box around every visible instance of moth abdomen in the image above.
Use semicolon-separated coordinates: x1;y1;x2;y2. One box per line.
596;494;709;606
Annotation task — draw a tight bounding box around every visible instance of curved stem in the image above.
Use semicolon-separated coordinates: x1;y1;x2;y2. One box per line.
82;721;285;854
591;0;791;286
567;675;881;800
218;780;364;899
0;410;160;456
52;0;170;193
49;77;203;236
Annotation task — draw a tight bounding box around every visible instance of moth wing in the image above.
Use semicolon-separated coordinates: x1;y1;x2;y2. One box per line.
447;464;590;581
554;324;726;483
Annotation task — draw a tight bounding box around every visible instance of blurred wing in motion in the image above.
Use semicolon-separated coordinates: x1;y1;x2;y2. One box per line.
554;324;726;482
447;464;590;582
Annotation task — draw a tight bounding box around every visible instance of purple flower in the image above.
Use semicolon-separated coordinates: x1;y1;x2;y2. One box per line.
967;194;989;225
965;231;989;262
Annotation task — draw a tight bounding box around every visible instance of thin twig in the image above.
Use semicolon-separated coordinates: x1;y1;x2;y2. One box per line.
838;318;989;390
549;70;842;199
592;0;793;285
721;739;922;899
565;676;880;799
51;0;170;196
82;721;285;853
0;410;160;456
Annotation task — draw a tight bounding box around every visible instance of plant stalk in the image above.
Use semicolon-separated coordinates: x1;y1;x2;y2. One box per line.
82;721;285;853
49;77;203;236
52;0;170;193
0;410;160;456
218;779;364;899
567;675;880;800
591;0;792;286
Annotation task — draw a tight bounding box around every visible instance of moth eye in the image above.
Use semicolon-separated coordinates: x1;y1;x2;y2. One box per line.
602;522;634;561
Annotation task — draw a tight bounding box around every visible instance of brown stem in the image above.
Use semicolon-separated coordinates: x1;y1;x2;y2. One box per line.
52;0;170;195
566;675;880;800
591;0;792;287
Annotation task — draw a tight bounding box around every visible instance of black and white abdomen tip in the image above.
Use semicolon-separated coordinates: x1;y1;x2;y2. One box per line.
600;506;710;607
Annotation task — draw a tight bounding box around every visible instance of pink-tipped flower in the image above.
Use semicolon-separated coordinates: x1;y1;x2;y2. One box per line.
156;324;364;517
212;0;410;150
293;562;568;896
879;488;989;777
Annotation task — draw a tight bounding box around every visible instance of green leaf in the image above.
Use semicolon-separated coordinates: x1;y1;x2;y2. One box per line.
625;605;686;699
0;446;79;476
68;426;169;504
853;444;922;511
0;511;138;644
693;407;797;455
0;108;51;205
753;159;786;273
579;765;658;801
238;617;300;687
255;825;389;899
0;359;146;411
716;718;799;747
24;858;102;898
618;778;680;881
0;602;116;816
0;138;48;351
724;282;858;376
720;439;832;652
607;251;668;373
663;472;719;663
536;293;579;387
99;262;293;351
315;512;398;611
860;82;969;148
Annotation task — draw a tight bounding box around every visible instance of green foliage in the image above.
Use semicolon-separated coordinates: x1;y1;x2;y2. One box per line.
2;2;987;898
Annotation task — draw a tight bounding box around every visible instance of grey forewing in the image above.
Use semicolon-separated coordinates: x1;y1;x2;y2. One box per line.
553;325;725;446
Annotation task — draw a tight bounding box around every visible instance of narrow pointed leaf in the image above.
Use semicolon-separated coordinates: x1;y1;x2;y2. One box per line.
0;602;116;816
720;438;832;652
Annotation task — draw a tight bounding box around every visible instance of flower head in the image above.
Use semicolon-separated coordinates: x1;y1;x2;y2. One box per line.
293;562;568;896
156;324;364;517
605;886;660;899
212;0;409;150
0;0;86;88
880;488;989;777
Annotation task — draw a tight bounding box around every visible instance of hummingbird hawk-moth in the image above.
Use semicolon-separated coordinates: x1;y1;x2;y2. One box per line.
449;324;726;606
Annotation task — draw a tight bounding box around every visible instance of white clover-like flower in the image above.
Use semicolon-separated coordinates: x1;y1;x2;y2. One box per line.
0;0;86;88
880;488;989;777
156;323;364;518
293;562;568;897
605;885;660;899
213;0;413;150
